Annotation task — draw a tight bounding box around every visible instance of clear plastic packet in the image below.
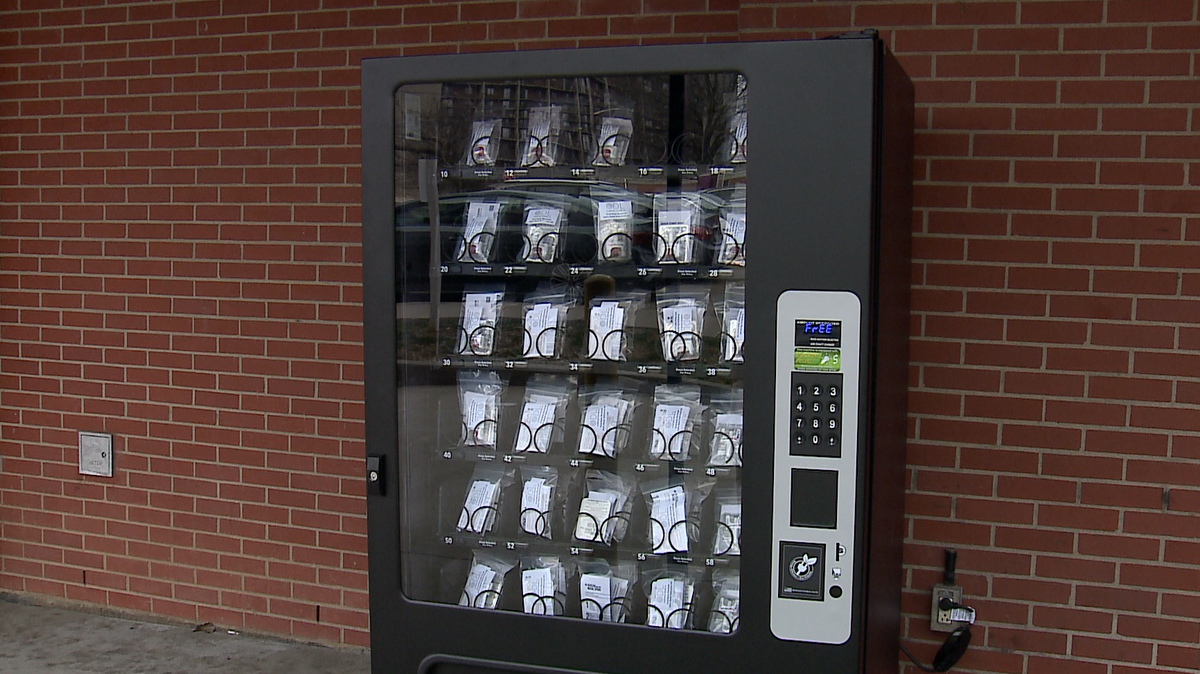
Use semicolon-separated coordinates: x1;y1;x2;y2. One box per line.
576;559;636;623
643;564;702;629
457;286;504;357
520;202;565;263
521;105;563;167
522;284;572;359
716;190;746;266
456;462;515;535
577;379;639;458
593;116;633;167
653;193;707;265
648;383;704;461
718;282;745;364
466;119;502;166
707;387;743;467
642;474;714;554
592;189;636;263
518;464;561;539
521;555;568;616
711;486;742;557
573;469;633;546
587;291;647;362
454;200;502;263
657;285;709;362
458;370;505;449
707;570;740;633
514;375;572;454
459;551;515;609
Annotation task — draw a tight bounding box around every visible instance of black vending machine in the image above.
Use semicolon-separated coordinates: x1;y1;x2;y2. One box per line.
362;36;913;674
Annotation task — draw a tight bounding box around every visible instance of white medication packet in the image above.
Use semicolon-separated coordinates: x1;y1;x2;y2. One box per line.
461;391;497;447
714;502;742;556
522;567;557;614
520;477;552;537
575;493;616;543
516;396;557;453
523;303;557;358
457;479;499;533
588;302;626;361
651;404;691;459
657;210;692;262
458;292;500;355
649;486;687;553
596;200;633;261
579;573;611;621
580;403;621;456
724;307;745;362
710;413;743;466
459;563;497;608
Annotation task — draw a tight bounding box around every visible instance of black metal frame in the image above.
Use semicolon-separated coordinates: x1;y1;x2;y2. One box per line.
362;36;912;674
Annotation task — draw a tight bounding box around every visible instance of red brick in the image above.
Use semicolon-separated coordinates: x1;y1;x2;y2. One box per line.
1118;614;1200;643
1016;107;1098;131
1001;425;1082;451
1014;160;1096;185
1062;79;1145;104
976;25;1059;50
1109;0;1196;22
974;133;1054;158
1033;606;1113;633
1079;589;1155;619
988;626;1068;655
972;185;1051;210
1159;645;1200;669
1058;133;1143;158
1084;429;1166;455
1027;656;1108;674
1124;511;1200;538
1004;371;1085;397
853;2;932;26
1005;318;1087;345
960;446;1040;473
1071;636;1153;664
1041;502;1121;531
958;497;1035;524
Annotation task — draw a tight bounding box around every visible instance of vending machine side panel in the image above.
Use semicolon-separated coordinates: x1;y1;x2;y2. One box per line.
861;42;915;674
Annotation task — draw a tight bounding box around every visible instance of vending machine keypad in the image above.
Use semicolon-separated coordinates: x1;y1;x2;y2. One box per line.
791;372;844;457
772;290;861;645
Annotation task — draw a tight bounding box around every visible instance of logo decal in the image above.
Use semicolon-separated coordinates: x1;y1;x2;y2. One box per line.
789;553;818;582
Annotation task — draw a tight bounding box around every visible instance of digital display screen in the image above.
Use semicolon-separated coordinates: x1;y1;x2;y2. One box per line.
794;349;841;371
796;320;842;348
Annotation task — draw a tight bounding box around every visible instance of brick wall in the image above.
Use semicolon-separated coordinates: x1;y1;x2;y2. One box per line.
1;0;1197;670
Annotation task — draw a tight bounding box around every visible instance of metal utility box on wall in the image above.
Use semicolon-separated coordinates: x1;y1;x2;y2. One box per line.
362;36;913;674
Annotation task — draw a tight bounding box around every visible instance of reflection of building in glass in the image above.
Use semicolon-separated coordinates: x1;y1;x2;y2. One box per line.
395;75;745;198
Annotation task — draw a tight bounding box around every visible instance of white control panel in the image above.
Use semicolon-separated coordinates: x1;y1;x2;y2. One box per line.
771;290;861;644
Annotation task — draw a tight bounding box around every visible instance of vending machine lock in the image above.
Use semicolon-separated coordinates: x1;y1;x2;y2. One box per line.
366;455;385;496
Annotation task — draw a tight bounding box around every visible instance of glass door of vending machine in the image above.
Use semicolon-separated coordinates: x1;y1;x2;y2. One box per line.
363;37;912;674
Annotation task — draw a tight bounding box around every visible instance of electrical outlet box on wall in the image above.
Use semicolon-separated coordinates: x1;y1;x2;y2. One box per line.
930;584;964;633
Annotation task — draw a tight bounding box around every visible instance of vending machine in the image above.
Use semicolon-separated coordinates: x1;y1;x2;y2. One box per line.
362;36;913;674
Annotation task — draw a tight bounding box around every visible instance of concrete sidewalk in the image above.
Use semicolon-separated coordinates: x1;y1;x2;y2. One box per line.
0;597;371;674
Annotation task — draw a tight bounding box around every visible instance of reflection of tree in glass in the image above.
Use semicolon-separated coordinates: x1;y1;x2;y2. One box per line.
679;73;741;165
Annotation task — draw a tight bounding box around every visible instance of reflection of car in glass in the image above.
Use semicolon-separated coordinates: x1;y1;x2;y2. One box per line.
394;179;739;299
